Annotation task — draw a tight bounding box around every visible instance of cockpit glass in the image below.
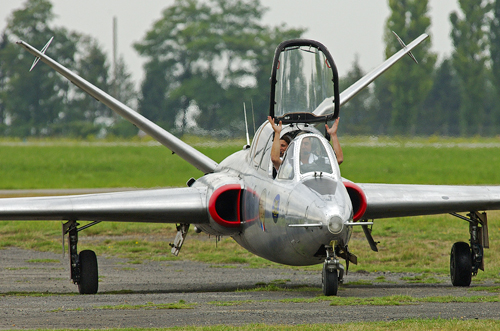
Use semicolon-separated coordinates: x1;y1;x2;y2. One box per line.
299;136;333;174
277;141;295;180
274;46;334;117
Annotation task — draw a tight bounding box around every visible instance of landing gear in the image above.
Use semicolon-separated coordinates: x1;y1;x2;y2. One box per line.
449;211;489;287
322;264;338;296
78;250;99;294
63;220;100;294
322;245;344;296
450;242;472;286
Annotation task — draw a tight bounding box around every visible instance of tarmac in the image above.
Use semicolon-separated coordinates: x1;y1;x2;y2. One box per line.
1;247;499;329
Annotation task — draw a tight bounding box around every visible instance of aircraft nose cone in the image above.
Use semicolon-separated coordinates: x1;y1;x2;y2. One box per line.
327;215;343;234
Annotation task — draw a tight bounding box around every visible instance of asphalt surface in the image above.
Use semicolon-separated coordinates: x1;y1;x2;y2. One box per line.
1;247;499;329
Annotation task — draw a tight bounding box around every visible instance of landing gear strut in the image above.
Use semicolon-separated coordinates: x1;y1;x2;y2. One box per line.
449;211;489;287
63;220;100;294
322;245;344;296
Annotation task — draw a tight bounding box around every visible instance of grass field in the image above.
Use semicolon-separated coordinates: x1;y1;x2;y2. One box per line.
1;136;500;280
2;136;500;189
0;139;240;189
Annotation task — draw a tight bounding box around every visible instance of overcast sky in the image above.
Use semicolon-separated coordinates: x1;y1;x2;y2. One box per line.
1;0;460;85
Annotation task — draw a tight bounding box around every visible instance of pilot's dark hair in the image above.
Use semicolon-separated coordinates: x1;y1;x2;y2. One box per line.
280;134;291;145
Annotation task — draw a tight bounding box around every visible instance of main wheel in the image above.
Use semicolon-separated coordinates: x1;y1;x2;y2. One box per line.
78;250;98;294
450;241;472;287
322;264;338;296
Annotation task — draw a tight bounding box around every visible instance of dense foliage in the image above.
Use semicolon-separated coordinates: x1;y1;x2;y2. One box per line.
0;0;137;138
2;0;500;138
133;0;303;135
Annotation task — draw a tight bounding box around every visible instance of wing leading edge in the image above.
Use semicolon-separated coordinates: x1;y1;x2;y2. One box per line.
0;187;209;223
358;183;500;219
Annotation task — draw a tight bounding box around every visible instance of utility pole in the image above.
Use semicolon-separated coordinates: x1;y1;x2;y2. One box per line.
112;16;117;99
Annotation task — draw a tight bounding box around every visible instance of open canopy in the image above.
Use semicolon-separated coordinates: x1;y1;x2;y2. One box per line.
269;39;340;124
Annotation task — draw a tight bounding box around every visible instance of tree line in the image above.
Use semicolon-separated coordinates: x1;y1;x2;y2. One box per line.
342;0;499;137
0;0;499;138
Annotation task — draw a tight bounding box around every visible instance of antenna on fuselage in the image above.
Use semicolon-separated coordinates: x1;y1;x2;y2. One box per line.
251;99;256;137
243;103;251;149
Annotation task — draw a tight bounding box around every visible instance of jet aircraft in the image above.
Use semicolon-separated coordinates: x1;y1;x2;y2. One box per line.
1;33;496;296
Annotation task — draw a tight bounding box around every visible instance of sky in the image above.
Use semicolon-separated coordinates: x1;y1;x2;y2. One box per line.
1;0;460;86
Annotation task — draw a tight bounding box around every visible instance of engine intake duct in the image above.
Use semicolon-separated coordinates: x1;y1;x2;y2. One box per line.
208;184;242;228
343;181;367;221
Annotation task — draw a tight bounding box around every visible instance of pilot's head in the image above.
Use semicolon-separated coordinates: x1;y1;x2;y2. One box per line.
300;137;312;157
279;135;291;157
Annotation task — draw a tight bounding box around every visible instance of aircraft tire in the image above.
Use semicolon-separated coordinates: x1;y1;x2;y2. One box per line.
78;250;99;294
450;241;472;287
322;265;338;296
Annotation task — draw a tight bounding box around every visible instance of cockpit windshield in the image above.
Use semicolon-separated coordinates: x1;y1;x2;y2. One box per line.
298;136;333;174
277;134;335;180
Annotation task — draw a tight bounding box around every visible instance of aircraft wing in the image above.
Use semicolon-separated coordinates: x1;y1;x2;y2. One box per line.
357;183;500;219
0;187;208;223
16;40;218;174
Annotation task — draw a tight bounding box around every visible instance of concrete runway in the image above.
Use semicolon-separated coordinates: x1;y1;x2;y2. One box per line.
1;247;499;329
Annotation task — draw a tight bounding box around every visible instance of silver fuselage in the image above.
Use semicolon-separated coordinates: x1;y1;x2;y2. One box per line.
194;122;353;266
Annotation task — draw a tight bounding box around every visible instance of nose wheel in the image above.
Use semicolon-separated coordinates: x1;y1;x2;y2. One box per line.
322;264;338;296
322;245;344;296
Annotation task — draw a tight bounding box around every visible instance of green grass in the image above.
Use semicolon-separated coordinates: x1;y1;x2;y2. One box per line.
0;139;241;189
26;259;60;263
2;136;500;190
341;142;500;185
94;300;195;310
207;294;500;307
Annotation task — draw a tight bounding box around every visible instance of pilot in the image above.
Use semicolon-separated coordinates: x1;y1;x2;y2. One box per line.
269;116;343;176
299;137;317;164
299;118;343;166
268;116;291;171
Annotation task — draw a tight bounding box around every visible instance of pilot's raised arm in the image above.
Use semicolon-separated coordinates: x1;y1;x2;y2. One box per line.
326;117;343;165
268;116;290;171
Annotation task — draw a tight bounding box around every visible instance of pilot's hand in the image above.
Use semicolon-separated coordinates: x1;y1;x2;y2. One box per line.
325;117;340;136
268;116;282;134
